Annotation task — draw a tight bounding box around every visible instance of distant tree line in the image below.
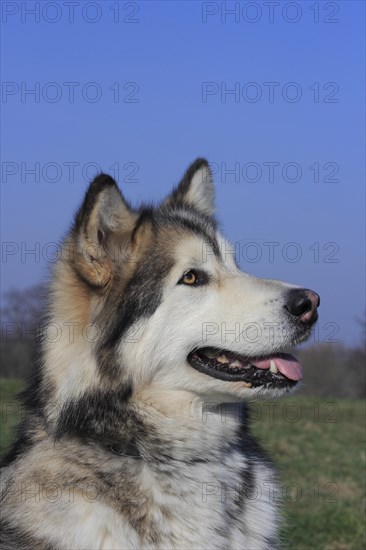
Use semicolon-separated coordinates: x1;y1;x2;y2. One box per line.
296;343;365;398
1;285;365;398
1;284;46;379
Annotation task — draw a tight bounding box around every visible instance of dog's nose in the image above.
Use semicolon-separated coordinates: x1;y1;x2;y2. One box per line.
284;289;320;324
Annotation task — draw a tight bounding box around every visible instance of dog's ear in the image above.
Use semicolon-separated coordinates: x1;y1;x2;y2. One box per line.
69;174;137;287
164;158;215;216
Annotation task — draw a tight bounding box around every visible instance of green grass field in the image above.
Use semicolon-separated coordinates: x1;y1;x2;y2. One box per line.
251;396;365;549
0;378;25;453
1;378;364;549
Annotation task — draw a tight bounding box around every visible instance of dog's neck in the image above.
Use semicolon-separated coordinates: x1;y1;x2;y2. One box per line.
132;386;248;462
39;374;248;464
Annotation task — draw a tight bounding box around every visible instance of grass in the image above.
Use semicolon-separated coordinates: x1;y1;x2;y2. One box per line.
1;378;365;549
0;377;25;453
252;396;365;549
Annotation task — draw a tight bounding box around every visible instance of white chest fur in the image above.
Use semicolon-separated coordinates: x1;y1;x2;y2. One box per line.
49;451;278;550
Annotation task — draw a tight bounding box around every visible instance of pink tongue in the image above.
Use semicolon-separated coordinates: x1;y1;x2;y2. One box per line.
251;354;303;381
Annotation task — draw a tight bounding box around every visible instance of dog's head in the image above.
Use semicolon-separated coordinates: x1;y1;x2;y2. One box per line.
46;159;319;412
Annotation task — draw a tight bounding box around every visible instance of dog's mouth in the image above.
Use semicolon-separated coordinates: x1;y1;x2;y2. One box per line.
187;348;302;388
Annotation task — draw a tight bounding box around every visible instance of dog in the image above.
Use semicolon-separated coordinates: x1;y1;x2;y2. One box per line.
0;159;319;549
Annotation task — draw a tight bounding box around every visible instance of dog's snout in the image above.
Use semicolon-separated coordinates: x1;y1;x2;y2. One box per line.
284;288;320;324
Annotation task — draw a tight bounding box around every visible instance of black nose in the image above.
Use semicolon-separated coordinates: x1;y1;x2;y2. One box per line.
284;288;320;324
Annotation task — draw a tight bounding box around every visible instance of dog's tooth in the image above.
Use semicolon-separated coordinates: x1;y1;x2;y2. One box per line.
217;354;229;364
269;360;278;374
230;359;243;368
202;349;219;359
243;382;252;388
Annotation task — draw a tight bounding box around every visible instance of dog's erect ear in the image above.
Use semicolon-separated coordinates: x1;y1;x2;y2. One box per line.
164;158;215;217
70;174;137;287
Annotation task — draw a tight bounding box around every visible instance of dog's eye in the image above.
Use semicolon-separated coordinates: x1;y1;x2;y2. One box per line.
181;271;197;285
178;269;208;286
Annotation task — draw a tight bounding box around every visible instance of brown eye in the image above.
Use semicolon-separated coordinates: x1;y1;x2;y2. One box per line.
182;270;197;285
177;269;209;286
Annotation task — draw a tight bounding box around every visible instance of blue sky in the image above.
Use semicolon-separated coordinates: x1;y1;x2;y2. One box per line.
1;1;365;346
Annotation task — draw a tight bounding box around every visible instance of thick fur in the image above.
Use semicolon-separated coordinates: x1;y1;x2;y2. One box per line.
1;159;314;549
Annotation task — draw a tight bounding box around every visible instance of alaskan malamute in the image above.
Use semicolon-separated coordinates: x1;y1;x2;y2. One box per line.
1;159;319;549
